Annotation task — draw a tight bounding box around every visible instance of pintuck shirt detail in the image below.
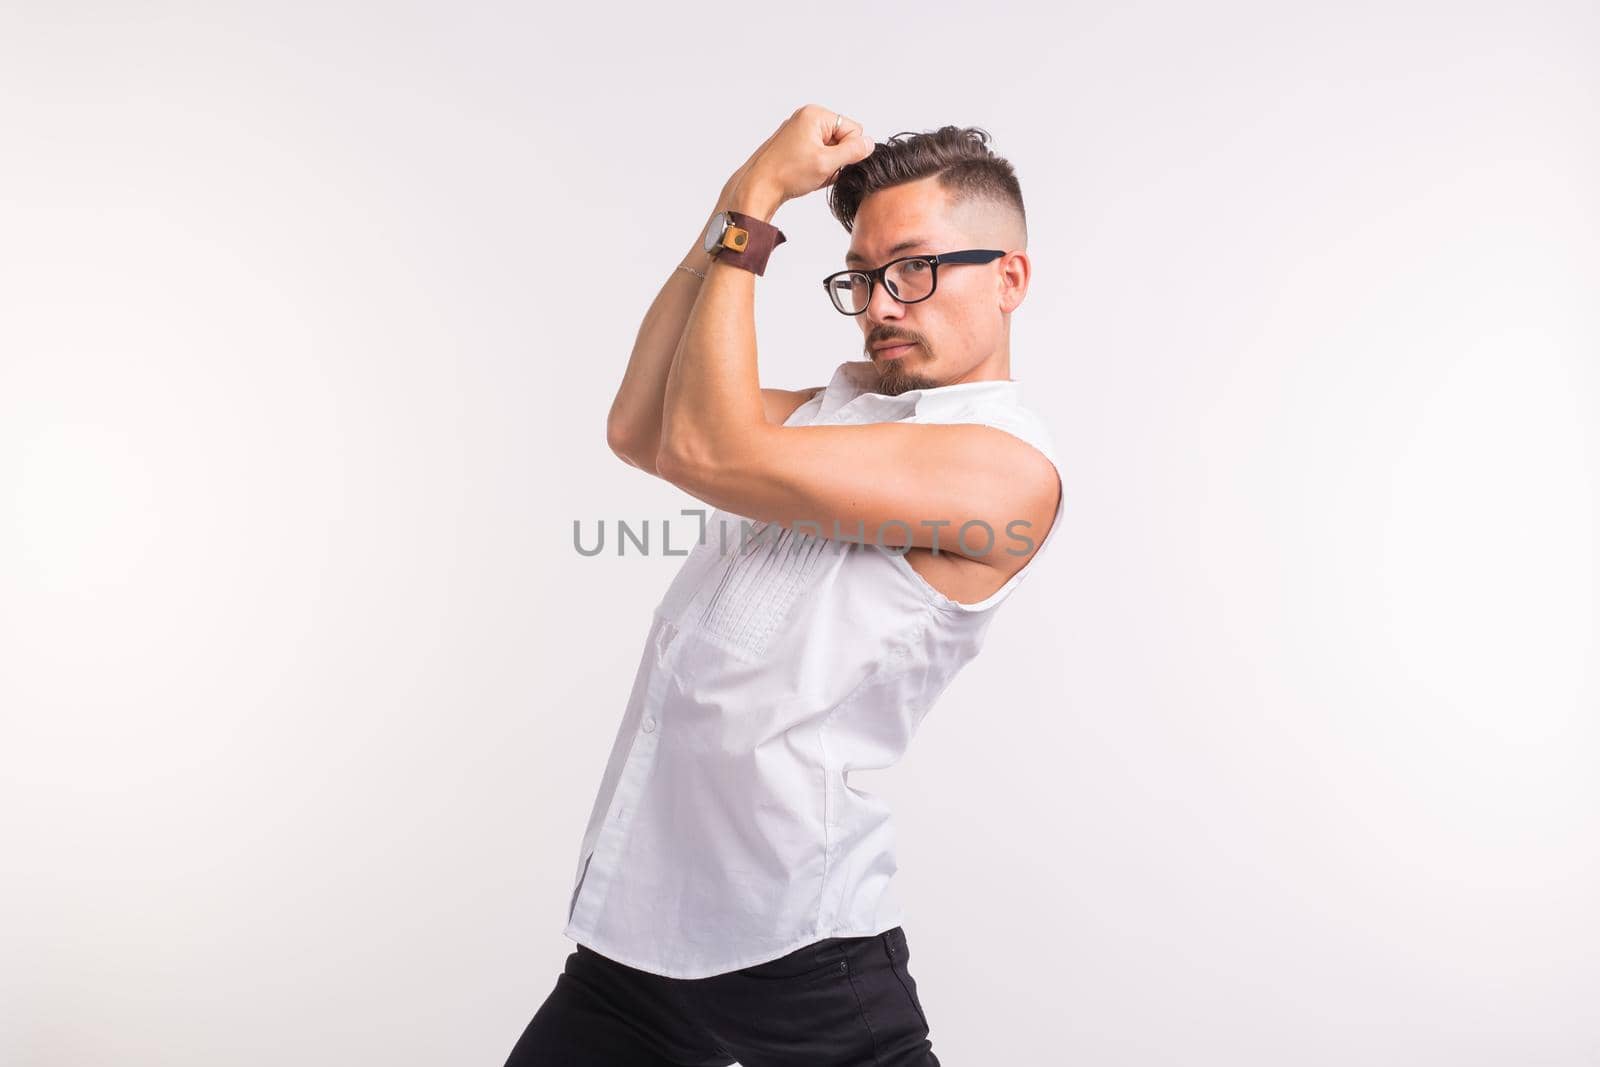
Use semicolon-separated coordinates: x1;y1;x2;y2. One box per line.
563;359;1066;978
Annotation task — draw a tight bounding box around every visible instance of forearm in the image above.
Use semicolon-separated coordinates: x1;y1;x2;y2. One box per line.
658;182;785;473
604;198;734;467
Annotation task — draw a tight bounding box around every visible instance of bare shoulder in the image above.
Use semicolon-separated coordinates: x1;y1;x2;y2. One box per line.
760;386;824;426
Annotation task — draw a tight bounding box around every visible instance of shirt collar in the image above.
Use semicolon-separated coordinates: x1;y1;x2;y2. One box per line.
815;359;1023;423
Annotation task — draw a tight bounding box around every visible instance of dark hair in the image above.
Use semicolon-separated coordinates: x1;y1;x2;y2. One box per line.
826;125;1026;238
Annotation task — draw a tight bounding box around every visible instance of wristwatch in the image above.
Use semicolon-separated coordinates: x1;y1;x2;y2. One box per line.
702;209;787;276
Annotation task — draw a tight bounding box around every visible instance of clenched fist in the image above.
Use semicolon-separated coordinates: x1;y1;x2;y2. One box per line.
727;105;875;215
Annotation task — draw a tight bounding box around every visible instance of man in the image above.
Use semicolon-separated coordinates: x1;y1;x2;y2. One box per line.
504;106;1064;1067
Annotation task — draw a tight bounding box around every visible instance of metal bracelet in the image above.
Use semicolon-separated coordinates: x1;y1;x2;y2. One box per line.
675;264;707;280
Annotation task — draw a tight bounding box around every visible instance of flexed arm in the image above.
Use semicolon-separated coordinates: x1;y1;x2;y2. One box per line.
605;127;799;476
656;105;1058;567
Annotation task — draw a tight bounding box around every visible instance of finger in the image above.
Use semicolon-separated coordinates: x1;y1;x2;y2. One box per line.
823;129;874;176
824;111;866;146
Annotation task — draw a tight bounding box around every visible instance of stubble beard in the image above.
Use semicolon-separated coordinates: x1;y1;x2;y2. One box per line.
873;346;942;396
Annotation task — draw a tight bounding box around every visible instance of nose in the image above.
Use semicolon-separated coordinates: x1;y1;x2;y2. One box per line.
864;275;905;324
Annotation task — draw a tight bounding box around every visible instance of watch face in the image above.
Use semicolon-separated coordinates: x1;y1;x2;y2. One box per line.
703;211;727;254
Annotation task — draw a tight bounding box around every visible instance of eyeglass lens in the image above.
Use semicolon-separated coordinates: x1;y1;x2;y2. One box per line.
829;258;935;314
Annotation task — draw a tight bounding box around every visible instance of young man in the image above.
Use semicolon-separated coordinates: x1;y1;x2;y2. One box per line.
505;107;1064;1067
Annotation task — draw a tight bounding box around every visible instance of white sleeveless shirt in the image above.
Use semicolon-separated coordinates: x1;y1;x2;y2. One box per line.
562;358;1066;978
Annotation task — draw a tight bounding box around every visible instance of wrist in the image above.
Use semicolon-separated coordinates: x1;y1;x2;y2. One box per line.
684;210;722;270
725;179;784;223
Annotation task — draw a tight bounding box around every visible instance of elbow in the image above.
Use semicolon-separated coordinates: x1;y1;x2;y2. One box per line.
652;442;692;485
606;412;646;458
607;425;657;475
604;414;635;458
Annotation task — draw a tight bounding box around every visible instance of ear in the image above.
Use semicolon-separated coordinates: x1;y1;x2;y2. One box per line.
998;251;1030;313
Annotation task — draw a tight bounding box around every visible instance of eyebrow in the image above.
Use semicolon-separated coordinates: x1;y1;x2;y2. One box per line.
845;237;936;267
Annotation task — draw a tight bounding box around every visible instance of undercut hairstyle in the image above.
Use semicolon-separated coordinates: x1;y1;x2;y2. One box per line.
826;125;1026;239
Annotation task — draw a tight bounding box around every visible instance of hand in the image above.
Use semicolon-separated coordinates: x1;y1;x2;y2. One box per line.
726;104;874;212
719;120;784;206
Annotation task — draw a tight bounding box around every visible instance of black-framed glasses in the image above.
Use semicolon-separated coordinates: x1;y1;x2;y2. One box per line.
821;249;1008;316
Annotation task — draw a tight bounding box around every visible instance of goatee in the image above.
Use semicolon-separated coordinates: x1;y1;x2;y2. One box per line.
874;352;941;396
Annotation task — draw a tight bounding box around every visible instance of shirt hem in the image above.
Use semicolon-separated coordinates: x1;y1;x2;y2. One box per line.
560;919;906;980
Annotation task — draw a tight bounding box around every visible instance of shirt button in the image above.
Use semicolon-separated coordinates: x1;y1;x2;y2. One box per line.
642;716;657;733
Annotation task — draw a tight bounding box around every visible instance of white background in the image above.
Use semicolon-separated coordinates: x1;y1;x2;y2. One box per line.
2;2;1596;1064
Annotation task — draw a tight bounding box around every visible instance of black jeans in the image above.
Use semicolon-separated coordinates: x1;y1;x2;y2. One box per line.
502;926;940;1066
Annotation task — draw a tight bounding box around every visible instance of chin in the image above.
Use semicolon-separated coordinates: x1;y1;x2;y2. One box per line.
873;356;939;396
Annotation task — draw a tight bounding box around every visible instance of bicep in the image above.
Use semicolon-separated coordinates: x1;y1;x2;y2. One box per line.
662;420;1060;566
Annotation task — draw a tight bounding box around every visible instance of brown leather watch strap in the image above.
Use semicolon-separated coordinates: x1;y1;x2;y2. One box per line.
714;210;787;277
